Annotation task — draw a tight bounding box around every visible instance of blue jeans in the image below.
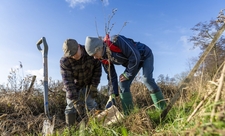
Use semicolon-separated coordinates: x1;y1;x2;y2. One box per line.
119;54;160;93
65;87;98;114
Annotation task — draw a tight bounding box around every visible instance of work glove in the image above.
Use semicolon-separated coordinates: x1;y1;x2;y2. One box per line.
119;73;129;82
105;94;116;109
89;85;98;98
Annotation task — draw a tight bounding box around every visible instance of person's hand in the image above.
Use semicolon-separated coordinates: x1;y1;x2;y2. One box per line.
119;73;129;82
66;90;79;100
89;85;98;98
105;94;116;109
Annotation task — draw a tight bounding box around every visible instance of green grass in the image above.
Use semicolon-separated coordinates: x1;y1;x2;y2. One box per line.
50;102;225;136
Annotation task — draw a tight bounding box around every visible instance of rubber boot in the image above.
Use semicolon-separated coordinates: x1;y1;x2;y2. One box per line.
65;112;76;126
120;92;134;115
150;91;166;110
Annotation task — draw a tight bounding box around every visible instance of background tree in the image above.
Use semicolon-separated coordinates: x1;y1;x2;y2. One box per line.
189;18;225;80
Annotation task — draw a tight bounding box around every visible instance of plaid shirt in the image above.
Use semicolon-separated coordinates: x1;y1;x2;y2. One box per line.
60;45;102;100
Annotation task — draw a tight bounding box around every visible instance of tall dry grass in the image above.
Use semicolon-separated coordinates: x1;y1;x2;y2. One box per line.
0;65;224;135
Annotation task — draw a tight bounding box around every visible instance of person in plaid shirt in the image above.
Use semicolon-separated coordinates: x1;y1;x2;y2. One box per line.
60;39;102;126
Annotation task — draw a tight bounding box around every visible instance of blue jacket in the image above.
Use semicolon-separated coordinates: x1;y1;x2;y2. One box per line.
102;35;152;95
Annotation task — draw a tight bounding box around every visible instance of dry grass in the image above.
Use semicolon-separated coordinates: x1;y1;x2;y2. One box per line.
0;75;224;135
123;108;155;135
0;81;160;135
0;89;66;135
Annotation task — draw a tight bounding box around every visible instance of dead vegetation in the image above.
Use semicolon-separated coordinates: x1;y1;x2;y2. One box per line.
0;87;66;135
123;108;155;135
0;82;158;135
0;67;224;135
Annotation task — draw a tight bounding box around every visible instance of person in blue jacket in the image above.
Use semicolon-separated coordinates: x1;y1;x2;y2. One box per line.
85;34;166;115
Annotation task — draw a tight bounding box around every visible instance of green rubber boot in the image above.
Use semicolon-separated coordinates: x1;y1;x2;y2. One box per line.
150;91;166;110
65;112;76;126
120;92;134;115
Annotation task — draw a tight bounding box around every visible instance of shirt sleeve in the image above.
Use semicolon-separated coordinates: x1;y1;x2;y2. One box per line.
60;57;78;100
112;35;141;79
91;59;102;87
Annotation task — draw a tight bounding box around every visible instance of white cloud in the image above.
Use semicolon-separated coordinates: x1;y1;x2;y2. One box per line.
26;68;43;82
65;0;94;8
65;0;109;8
179;36;190;50
178;35;200;55
11;65;21;70
102;0;109;6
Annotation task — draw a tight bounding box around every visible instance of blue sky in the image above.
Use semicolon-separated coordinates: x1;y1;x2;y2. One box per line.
0;0;224;87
